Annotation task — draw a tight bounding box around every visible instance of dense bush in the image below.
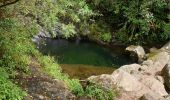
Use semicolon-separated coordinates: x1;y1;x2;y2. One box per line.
88;0;170;44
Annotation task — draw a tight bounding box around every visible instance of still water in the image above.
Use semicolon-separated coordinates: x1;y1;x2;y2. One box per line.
38;38;132;79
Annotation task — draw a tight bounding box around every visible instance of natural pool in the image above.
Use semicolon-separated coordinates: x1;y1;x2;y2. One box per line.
38;38;132;79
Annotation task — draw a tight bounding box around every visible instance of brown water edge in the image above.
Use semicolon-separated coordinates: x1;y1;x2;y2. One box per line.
60;64;116;79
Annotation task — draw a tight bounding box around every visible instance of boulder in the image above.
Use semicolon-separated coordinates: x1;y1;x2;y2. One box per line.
126;45;145;63
140;92;165;100
142;52;169;75
88;70;150;99
119;64;142;74
162;62;170;90
88;42;170;99
138;75;168;96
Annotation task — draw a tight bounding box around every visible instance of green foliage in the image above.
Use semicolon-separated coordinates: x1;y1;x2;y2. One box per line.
37;55;84;95
17;0;96;38
0;5;38;99
89;0;170;44
0;18;37;75
0;68;26;100
89;23;112;42
84;82;115;100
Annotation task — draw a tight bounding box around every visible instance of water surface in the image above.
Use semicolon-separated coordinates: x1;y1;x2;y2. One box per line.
38;38;131;78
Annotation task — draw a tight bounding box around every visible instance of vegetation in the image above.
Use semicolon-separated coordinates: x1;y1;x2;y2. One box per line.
88;0;170;44
0;0;169;99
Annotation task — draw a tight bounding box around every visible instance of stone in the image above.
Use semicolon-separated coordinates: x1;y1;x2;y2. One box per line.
88;70;149;99
162;62;170;90
165;94;170;100
142;52;169;75
139;75;168;96
126;45;145;63
155;75;164;83
140;92;165;100
119;64;141;74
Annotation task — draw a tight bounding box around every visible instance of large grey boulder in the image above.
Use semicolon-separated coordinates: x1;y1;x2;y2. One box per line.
126;45;145;63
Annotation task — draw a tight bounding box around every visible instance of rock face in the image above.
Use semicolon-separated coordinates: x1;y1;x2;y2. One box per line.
162;62;170;90
140;92;165;100
142;51;169;75
126;45;145;63
88;43;170;100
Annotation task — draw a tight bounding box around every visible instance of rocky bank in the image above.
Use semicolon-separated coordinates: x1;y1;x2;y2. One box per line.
88;41;170;100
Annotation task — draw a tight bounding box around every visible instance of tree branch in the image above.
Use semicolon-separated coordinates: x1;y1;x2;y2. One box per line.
0;0;20;8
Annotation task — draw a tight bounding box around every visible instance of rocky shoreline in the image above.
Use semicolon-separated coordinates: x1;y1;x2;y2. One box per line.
88;41;170;100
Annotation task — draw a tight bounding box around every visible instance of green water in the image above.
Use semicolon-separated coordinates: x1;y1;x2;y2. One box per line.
39;39;131;67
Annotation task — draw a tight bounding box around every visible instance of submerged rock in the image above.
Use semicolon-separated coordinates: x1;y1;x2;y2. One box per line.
126;45;145;63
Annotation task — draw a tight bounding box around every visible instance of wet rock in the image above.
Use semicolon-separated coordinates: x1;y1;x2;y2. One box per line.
126;45;145;63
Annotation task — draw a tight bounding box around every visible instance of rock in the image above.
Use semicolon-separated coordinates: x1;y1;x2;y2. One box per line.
126;45;145;63
165;95;170;100
149;47;158;53
162;62;170;90
119;64;141;74
88;42;170;99
88;65;168;99
155;75;164;83
88;70;149;99
139;75;168;96
142;52;169;75
140;92;165;100
161;41;170;52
